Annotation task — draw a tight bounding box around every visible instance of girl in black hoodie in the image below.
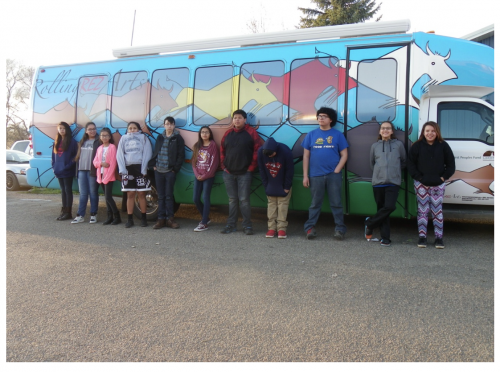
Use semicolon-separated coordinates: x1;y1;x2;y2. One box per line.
407;121;455;249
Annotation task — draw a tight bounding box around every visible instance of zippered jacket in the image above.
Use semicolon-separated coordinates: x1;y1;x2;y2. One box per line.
220;124;262;175
148;130;185;173
370;139;406;186
51;138;78;179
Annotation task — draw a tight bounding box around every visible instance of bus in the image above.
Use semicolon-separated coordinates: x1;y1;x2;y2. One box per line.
27;19;494;221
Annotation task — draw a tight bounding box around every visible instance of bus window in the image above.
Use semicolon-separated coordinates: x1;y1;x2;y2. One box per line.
150;68;189;128
193;65;233;125
438;101;494;144
356;58;397;123
111;71;149;128
239;61;284;125
289;56;340;124
76;75;108;128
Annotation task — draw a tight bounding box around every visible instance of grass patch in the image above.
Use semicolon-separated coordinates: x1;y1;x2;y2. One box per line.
27;187;61;194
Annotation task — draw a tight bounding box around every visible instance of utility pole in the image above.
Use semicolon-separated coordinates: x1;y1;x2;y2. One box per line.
131;10;136;46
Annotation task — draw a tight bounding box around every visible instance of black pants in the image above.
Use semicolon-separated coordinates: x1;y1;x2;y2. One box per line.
366;185;400;240
58;177;74;208
100;182;119;214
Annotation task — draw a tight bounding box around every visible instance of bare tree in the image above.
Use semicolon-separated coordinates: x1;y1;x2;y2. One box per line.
246;16;266;34
6;59;34;147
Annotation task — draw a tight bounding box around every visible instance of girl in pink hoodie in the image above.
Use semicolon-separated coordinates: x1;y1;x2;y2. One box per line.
93;128;121;225
191;126;220;231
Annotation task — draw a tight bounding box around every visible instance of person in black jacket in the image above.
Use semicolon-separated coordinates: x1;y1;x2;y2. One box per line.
258;137;294;239
148;116;185;229
407;121;455;249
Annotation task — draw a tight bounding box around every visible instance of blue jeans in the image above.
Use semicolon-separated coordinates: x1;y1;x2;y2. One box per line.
58;177;74;208
304;171;346;233
193;177;215;224
156;170;176;220
77;170;99;216
223;171;252;229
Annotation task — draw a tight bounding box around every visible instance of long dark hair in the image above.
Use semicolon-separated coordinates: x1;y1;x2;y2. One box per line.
53;122;73;153
75;122;98;161
416;121;444;144
377;121;397;140
191;126;214;166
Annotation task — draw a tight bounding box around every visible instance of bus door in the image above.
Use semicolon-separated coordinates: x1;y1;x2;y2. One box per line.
344;43;410;217
422;86;494;205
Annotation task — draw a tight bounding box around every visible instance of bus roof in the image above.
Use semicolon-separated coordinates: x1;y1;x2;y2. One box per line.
112;19;411;59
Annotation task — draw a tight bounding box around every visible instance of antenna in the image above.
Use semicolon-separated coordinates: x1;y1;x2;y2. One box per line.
131;10;136;46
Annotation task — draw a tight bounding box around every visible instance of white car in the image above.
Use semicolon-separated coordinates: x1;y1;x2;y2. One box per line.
6;150;32;191
10;139;33;155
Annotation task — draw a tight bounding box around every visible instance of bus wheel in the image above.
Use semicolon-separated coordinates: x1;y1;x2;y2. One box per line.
133;185;159;221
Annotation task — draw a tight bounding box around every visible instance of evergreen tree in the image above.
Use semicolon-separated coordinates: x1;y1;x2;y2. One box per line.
299;0;382;28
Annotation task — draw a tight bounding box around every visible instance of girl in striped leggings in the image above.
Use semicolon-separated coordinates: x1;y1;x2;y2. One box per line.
407;121;455;249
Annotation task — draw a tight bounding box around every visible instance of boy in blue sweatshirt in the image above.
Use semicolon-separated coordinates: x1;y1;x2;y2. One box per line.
258;137;294;239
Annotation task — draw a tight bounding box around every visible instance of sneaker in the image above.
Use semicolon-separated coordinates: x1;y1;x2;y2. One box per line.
278;230;287;239
334;230;345;240
89;214;97;224
434;238;445;249
71;215;84;224
306;227;317;240
417;237;427;248
220;225;236;234
364;217;373;240
380;239;391;247
244;227;254;235
265;230;276;238
199;220;211;226
194;223;209;232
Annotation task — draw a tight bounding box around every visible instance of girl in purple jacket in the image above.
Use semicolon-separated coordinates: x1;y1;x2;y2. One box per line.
191;126;220;231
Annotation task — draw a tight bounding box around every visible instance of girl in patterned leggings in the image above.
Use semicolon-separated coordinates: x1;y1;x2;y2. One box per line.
407;121;455;249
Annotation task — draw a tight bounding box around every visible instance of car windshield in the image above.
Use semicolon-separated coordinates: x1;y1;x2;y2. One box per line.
7;151;31;163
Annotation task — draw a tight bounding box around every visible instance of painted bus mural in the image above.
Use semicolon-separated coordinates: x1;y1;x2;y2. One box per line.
27;22;494;220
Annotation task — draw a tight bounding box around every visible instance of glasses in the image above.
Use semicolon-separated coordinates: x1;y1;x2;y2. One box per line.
164;122;175;126
100;135;110;138
380;127;392;131
317;115;329;119
87;128;97;131
200;131;210;135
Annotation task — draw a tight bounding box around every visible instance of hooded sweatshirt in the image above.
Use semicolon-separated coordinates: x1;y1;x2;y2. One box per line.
257;138;294;197
192;140;220;180
369;139;406;186
407;139;455;186
116;132;152;175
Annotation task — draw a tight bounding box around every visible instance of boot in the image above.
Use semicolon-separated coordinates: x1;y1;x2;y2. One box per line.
166;217;180;229
102;212;113;225
111;212;122;225
60;207;73;221
141;213;148;227
153;219;166;229
125;214;134;228
56;207;65;220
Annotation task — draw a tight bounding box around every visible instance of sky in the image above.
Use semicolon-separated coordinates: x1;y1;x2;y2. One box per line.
1;0;497;68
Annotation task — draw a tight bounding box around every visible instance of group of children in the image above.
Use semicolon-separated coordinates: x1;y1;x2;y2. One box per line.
51;107;455;248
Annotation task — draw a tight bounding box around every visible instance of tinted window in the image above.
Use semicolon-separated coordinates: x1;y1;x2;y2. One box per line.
111;71;149;128
289;57;339;124
239;61;284;125
194;66;233;125
438;101;494;144
356;58;397;123
150;68;189;128
76;75;108;128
